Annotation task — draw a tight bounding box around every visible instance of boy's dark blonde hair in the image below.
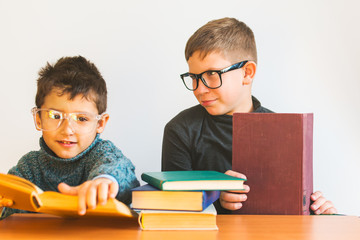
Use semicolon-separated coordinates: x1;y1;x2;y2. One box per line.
185;17;257;63
35;56;107;114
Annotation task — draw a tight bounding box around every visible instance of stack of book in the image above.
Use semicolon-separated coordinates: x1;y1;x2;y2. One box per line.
132;171;245;230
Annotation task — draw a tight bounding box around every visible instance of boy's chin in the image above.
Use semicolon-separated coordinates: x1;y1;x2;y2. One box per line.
203;106;229;116
56;153;78;159
54;150;82;159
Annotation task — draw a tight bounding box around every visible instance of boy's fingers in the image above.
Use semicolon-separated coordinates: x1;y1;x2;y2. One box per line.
58;182;79;196
85;182;98;210
226;184;250;194
109;182;119;199
71;178;118;215
5;199;13;207
219;193;243;210
224;170;247;180
311;191;322;201
323;206;337;215
311;192;338;215
316;201;337;215
221;201;243;211
221;191;248;203
0;198;13;207
97;182;109;205
77;181;91;215
311;196;326;212
220;187;249;211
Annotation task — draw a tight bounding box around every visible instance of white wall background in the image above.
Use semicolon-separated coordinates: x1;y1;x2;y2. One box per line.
0;0;359;215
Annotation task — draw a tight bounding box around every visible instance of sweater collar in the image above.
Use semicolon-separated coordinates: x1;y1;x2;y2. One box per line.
39;134;101;162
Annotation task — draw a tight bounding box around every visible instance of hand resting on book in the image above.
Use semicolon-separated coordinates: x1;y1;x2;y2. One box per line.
58;177;119;216
0;195;13;207
310;191;337;215
220;171;338;214
0;195;14;213
219;170;250;211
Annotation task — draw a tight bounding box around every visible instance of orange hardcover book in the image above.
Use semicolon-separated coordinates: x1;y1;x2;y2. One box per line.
232;113;313;215
138;204;218;230
0;173;136;218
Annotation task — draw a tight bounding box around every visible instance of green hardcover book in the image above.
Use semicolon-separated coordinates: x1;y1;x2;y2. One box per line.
141;171;245;191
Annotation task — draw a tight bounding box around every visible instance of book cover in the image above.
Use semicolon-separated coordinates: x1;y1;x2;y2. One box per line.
232;113;313;215
138;204;218;230
131;184;220;211
141;171;245;191
0;173;137;218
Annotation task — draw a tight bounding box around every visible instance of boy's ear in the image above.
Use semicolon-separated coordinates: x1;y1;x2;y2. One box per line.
96;114;110;134
242;61;257;86
34;113;42;131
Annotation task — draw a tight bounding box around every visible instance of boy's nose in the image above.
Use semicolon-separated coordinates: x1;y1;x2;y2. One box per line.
59;118;75;134
195;78;210;93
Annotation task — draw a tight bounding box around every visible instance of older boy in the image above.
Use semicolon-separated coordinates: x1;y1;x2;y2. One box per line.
162;18;337;214
0;56;140;219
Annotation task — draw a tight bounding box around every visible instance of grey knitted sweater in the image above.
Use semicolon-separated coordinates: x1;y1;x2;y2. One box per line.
1;134;140;219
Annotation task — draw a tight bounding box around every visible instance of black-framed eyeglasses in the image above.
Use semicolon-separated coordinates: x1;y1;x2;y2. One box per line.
180;60;249;91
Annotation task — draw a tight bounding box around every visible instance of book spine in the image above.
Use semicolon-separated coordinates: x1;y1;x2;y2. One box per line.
302;113;314;215
202;191;220;210
141;173;164;190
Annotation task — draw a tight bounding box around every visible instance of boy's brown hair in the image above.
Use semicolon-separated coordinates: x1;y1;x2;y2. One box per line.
185;17;257;63
35;56;107;114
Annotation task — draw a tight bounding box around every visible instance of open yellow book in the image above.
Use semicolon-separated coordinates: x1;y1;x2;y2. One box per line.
0;173;137;218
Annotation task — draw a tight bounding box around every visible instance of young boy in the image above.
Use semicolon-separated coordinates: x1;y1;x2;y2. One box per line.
0;56;140;219
162;18;337;214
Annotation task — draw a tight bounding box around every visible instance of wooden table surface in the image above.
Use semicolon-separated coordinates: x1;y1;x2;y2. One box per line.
1;213;359;240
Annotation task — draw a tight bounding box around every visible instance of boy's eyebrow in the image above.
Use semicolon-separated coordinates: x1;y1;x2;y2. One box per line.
188;67;224;75
40;107;61;112
39;108;94;114
188;63;231;74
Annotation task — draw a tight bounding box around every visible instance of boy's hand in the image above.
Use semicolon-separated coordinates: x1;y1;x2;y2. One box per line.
0;195;13;207
58;178;119;215
311;191;337;215
219;170;250;211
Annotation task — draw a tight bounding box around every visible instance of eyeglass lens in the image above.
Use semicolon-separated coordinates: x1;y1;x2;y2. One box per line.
34;110;100;133
183;71;221;91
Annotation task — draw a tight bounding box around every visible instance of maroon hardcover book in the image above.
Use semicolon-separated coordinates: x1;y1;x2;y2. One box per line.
232;113;313;215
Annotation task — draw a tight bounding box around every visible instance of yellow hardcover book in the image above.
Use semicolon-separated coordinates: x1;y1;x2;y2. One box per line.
0;173;136;218
138;204;218;230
